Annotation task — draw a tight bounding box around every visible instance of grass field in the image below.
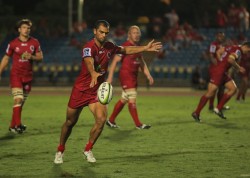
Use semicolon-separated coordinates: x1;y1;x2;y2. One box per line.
0;87;250;178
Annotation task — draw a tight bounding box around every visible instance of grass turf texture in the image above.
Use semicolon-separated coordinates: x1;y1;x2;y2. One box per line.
0;88;250;178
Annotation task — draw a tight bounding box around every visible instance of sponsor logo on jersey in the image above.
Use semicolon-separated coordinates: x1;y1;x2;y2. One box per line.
30;45;34;52
107;52;111;59
83;48;91;57
21;43;28;46
15;47;20;53
235;49;241;59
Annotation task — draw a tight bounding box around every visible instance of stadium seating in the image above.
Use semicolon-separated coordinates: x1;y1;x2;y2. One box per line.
0;28;249;87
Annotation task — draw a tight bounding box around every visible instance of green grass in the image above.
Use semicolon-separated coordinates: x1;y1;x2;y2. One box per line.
0;88;250;178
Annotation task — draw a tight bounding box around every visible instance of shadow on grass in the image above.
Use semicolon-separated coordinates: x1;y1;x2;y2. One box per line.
99;150;219;163
51;163;97;178
0;133;16;141
204;120;250;130
103;129;135;142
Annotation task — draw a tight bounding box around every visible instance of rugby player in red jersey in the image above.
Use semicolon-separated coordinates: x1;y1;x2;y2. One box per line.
236;53;250;102
0;19;43;133
54;20;162;164
192;42;250;122
207;32;228;110
106;25;153;129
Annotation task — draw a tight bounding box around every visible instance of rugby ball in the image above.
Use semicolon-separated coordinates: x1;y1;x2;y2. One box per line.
97;82;113;105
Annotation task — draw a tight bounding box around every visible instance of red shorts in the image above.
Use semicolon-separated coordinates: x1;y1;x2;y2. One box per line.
68;87;98;109
10;75;32;93
119;71;137;90
210;72;232;86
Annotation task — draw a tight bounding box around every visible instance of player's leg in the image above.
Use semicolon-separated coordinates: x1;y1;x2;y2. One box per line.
107;90;128;128
242;77;248;101
10;87;24;133
18;82;32;132
208;94;215;111
192;82;218;122
83;102;107;162
214;80;237;119
236;77;243;101
240;76;248;101
54;106;82;164
125;88;150;129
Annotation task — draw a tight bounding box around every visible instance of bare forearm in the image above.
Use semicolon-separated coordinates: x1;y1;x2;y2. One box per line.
228;57;240;70
0;56;9;74
124;46;146;54
84;57;95;75
31;53;43;61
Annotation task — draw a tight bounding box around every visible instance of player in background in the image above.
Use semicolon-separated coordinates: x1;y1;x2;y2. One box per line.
236;53;250;102
192;42;250;122
106;25;153;129
0;19;43;133
207;32;230;110
54;20;162;164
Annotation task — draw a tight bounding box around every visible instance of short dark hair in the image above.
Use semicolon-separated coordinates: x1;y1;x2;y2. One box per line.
94;20;110;29
16;19;32;29
242;41;250;47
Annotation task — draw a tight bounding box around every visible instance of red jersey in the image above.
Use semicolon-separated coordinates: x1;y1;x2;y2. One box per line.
6;37;41;80
119;41;142;89
74;39;121;93
214;45;242;74
209;41;222;70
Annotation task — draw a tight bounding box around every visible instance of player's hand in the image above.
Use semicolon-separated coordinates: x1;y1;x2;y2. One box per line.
106;76;113;84
145;39;162;52
90;71;102;88
147;75;154;85
22;51;32;60
239;66;246;74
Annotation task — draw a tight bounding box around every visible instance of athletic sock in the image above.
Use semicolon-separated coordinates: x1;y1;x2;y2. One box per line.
84;141;93;152
109;100;125;123
242;93;245;100
217;93;231;110
128;102;141;127
194;95;209;115
217;90;224;104
57;144;65;153
13;105;22;127
236;92;241;100
209;95;215;108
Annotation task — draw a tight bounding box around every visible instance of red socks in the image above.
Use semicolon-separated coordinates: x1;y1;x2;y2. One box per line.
194;95;209;115
209;95;215;108
109;100;125;123
11;105;22;128
57;144;65;153
217;94;231;110
84;141;93;152
128;102;141;127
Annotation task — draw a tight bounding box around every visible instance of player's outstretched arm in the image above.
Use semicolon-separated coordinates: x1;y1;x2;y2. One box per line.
123;39;162;54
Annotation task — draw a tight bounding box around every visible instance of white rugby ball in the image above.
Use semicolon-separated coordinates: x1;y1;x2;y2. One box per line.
97;82;113;105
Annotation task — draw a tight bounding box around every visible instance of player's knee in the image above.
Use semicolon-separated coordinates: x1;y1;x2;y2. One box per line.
12;88;24;101
121;91;129;101
65;117;77;127
127;90;137;100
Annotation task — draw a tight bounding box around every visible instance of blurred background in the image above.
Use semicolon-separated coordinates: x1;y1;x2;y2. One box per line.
1;0;250;88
